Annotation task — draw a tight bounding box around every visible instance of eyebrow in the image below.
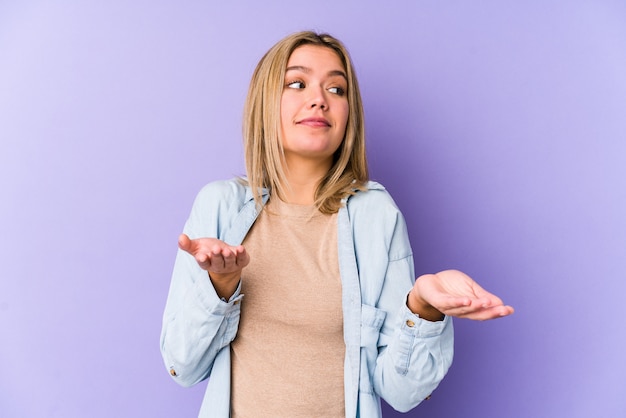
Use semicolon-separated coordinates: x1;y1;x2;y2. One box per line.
285;65;347;80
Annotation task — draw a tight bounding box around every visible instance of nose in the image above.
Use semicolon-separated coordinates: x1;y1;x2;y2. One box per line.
309;86;327;110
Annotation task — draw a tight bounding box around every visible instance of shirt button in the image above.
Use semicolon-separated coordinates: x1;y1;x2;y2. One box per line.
234;300;240;305
406;320;415;328
169;369;177;377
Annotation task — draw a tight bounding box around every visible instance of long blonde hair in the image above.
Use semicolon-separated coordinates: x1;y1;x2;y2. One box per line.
243;31;368;214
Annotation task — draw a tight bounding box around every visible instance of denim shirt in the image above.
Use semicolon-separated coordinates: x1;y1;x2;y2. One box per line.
160;179;453;418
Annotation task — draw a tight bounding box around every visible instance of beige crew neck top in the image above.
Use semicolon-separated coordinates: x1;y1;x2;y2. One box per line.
230;197;345;417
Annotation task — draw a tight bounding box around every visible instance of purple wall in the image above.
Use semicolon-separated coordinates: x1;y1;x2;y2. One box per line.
1;1;625;417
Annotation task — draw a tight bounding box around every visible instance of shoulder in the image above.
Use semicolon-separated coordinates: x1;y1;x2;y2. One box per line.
189;178;253;220
185;178;255;239
191;177;256;211
195;178;250;202
347;180;400;214
346;180;409;234
347;181;413;260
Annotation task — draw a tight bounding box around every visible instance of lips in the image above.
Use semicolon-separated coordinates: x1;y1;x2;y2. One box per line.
296;117;331;127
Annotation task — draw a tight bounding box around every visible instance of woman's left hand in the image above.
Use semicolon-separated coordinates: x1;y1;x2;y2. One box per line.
407;269;515;321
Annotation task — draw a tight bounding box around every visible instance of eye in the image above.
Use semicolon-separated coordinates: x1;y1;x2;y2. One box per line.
286;80;305;89
328;86;346;96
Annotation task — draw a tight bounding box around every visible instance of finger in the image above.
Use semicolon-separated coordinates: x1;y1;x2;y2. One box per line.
460;305;515;321
178;234;192;252
195;252;210;264
222;261;237;272
230;244;244;257
433;296;472;312
235;247;250;268
209;253;226;271
221;249;237;269
437;297;492;316
221;247;235;259
473;288;505;307
448;304;515;321
498;305;515;317
228;246;248;266
476;296;498;309
429;288;499;310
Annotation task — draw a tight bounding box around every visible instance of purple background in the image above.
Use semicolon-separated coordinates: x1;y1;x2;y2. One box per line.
1;1;625;417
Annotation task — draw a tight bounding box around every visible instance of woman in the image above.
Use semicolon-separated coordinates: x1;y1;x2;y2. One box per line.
160;31;513;418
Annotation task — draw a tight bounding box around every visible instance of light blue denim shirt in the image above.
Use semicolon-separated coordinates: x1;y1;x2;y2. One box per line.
161;179;453;418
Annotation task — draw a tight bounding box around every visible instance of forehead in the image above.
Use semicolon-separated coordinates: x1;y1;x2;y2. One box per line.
286;44;345;70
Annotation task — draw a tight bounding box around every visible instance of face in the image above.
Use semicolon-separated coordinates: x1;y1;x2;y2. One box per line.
280;44;349;167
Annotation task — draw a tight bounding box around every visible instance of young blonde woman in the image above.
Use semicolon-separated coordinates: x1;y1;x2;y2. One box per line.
160;31;514;418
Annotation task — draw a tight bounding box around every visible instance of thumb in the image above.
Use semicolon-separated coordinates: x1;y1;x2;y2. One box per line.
178;233;193;253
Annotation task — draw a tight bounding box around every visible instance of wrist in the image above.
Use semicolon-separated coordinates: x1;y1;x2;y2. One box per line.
208;271;241;300
407;288;444;322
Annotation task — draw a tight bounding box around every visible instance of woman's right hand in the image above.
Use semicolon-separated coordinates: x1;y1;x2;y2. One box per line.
178;233;249;299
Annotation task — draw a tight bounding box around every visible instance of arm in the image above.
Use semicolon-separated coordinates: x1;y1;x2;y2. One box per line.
370;256;455;412
346;190;454;411
159;182;250;387
159;238;245;387
373;267;515;411
368;212;513;411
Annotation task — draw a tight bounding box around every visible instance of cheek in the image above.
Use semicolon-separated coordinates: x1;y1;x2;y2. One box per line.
337;103;349;132
279;99;291;132
280;96;297;127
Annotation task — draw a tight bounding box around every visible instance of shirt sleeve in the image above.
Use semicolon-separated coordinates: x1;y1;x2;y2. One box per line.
358;197;454;412
370;255;454;412
159;185;245;387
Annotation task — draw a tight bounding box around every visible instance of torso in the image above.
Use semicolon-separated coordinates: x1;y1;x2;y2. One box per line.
230;196;345;418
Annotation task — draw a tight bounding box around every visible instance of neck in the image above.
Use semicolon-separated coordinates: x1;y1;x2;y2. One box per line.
279;155;332;205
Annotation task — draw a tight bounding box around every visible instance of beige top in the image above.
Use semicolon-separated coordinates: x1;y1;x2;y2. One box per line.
230;197;345;418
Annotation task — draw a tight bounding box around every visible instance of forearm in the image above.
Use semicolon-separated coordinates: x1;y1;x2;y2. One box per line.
374;307;454;411
161;252;242;386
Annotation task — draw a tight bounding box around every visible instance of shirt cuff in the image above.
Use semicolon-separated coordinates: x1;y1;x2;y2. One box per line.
399;303;450;337
193;272;243;315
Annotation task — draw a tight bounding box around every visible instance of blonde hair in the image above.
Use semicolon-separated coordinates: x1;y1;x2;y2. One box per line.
243;31;369;214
